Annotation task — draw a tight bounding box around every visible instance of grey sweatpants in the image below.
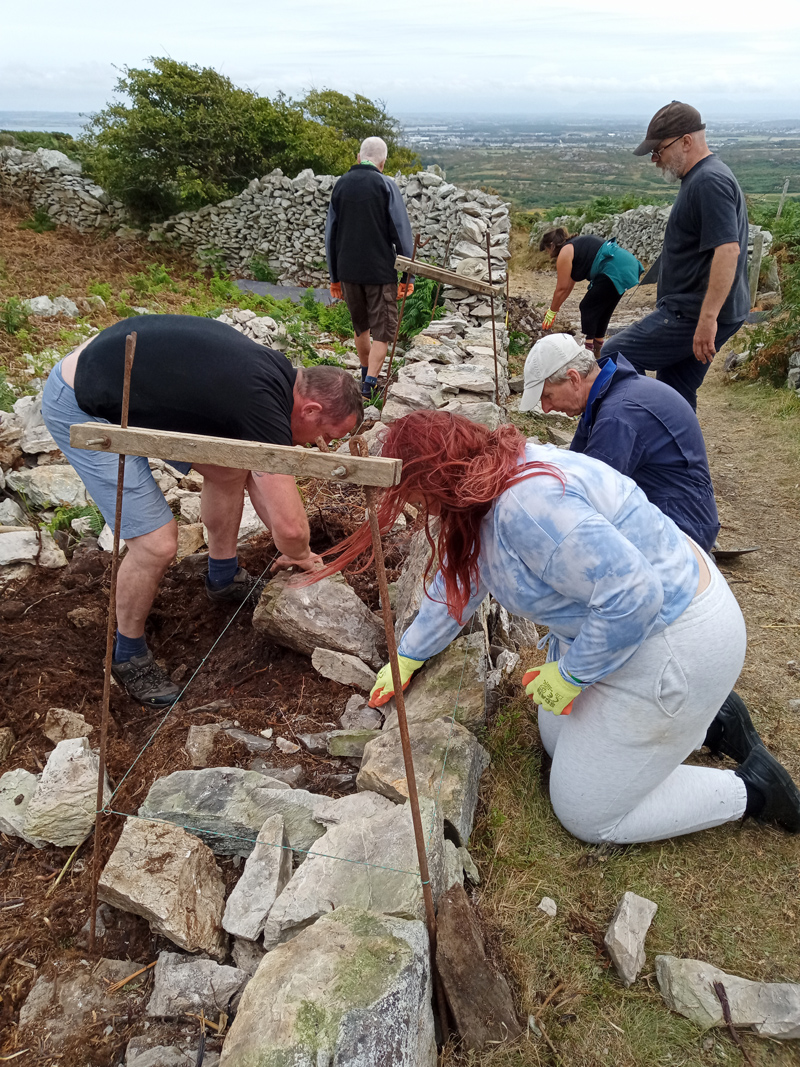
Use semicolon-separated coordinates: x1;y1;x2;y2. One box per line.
538;556;748;843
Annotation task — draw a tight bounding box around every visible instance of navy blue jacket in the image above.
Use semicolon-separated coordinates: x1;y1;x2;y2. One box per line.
569;355;720;551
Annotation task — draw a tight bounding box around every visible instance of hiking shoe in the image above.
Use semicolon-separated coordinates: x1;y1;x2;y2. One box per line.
111;650;182;707
205;567;265;605
703;690;762;764
361;375;379;399
735;745;800;833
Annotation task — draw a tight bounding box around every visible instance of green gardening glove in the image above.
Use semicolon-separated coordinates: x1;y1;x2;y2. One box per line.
522;661;583;715
369;655;425;708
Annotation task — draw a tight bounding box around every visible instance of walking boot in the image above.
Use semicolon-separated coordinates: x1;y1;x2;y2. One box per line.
205;566;265;605
111;649;182;707
703;690;761;763
735;745;800;833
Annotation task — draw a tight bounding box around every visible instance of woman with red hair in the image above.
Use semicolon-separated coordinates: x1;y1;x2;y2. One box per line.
319;411;800;842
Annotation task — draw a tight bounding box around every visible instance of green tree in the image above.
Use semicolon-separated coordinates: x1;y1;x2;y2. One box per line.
299;89;420;174
81;59;353;221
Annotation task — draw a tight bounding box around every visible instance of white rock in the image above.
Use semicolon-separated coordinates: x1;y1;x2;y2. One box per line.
6;464;88;508
23;737;109;846
340;694;382;731
311;647;377;691
656;955;800;1039
538;896;558;918
222;813;292;940
0;768;46;845
604;891;658;986
179;494;201;524
43;707;94;743
0;498;27;526
98;523;125;553
0;528;66;568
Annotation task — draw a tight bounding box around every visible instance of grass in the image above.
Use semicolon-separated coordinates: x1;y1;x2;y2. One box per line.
444;687;800;1067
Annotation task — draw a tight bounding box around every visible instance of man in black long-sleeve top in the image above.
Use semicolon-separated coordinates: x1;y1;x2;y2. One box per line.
325;137;414;399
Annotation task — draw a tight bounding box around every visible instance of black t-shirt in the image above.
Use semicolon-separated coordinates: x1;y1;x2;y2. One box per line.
567;235;604;281
74;315;296;444
658;155;750;323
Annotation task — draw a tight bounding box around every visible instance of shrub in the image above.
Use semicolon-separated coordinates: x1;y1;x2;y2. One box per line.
0;369;16;411
250;256;279;284
1;297;30;335
19;207;56;233
88;281;113;302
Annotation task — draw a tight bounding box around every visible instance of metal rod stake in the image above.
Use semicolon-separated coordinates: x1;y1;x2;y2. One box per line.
349;437;449;1039
486;234;502;411
381;234;420;403
89;331;136;954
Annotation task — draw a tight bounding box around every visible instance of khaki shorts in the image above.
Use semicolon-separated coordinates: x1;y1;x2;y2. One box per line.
341;282;398;342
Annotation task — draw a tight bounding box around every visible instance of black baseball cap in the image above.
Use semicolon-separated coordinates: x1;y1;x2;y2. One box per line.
634;101;706;156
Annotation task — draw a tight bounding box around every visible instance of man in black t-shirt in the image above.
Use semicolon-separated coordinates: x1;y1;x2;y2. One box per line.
601;102;749;410
41;315;363;707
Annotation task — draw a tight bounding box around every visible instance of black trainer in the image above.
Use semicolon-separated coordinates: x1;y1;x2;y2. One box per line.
111;650;182;707
205;567;265;605
735;745;800;833
703;691;762;764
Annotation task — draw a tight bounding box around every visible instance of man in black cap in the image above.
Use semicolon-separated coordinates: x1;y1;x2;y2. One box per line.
601;101;749;410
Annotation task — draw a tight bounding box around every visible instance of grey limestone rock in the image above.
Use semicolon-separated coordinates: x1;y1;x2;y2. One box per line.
98;817;227;959
440;398;504;430
146;951;248;1017
656;955;800;1039
222;813;292;940
139;767;330;858
0;767;46;845
358;717;490;845
0;528;67;568
184;723;221;767
0;726;15;764
311;646;377;691
43;707;93;744
327;728;382;759
6;464;88;508
253;572;386;670
604;891;658;986
23;736;109;847
382;632;488;732
220;908;435;1066
261;795;444;948
340;693;382;731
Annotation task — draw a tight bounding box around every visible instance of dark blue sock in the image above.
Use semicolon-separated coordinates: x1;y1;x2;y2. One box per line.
113;630;147;663
360;366;368;382
207;556;239;588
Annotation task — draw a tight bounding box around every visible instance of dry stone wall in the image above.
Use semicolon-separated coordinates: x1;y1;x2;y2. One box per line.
0;147;127;232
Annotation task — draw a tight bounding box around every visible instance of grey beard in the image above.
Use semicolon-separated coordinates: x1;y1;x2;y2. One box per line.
661;165;681;183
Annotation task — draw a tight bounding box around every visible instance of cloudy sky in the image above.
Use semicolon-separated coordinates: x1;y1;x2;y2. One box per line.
2;0;799;121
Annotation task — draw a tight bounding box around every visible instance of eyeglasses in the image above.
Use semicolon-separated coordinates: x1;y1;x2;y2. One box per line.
651;136;683;161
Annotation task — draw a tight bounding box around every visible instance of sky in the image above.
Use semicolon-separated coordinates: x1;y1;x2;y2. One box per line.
2;0;799;122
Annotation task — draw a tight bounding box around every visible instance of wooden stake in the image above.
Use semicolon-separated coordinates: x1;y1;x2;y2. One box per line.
349;437;449;1040
89;331;136;954
776;176;791;220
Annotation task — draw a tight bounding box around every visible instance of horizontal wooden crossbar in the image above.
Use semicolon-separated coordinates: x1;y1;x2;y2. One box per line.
395;256;504;299
69;424;402;487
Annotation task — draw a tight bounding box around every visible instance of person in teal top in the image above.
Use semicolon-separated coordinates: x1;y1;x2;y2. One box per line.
539;229;643;356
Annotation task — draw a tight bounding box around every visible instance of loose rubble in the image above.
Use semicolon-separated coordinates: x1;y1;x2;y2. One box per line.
604;891;658;986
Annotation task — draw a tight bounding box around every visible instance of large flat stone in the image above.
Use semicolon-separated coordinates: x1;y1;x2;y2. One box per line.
311;646;376;691
262;795;444;949
358;718;489;845
220;908;436;1067
253;573;386;670
0;528;67;568
222;813;292;940
138;767;330;858
147;951;248;1018
23;736;109;847
656;955;800;1039
383;632;488;732
6;464;88;508
98;817;227;959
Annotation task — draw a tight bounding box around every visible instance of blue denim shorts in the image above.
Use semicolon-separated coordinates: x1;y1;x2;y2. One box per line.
41;361;188;538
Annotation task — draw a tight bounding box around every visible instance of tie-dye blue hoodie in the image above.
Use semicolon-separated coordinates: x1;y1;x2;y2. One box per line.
397;442;699;685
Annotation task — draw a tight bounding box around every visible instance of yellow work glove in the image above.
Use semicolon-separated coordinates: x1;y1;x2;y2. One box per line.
369;655;425;708
397;282;415;300
542;308;556;331
330;281;343;300
522;661;583;715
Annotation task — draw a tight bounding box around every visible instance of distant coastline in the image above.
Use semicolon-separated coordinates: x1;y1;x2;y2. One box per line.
0;111;91;135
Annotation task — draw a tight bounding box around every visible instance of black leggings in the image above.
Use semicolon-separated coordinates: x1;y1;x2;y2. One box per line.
579;274;623;338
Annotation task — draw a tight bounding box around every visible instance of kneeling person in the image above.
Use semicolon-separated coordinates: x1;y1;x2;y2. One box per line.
42;314;362;707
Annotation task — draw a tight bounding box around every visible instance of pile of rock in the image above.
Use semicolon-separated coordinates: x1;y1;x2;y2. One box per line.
214;308;288;350
0;147;127;232
382;314;509;429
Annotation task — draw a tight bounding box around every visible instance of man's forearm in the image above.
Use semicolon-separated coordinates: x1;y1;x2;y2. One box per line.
247;471;312;560
699;243;739;321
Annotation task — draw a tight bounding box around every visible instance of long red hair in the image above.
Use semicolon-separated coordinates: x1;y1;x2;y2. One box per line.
313;411;564;622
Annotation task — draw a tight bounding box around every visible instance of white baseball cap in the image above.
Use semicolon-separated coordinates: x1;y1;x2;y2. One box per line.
519;334;585;412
